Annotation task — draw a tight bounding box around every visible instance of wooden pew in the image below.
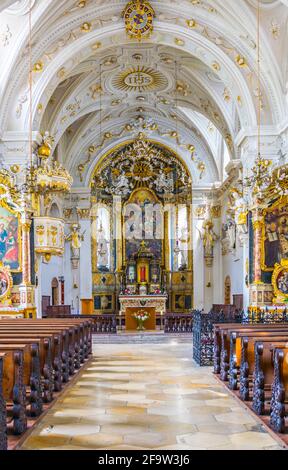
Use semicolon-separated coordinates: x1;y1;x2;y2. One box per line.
0;331;63;392
0;324;80;383
214;324;288;381
0;343;42;418
0;337;53;403
229;330;288;391
270;347;288;433
250;341;288;419
0;319;92;366
0;348;26;435
0;353;7;451
0;319;93;444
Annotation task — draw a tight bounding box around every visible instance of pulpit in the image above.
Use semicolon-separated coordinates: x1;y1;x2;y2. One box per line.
119;294;167;331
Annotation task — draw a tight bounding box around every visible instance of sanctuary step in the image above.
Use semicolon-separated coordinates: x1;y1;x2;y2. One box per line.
92;332;193;344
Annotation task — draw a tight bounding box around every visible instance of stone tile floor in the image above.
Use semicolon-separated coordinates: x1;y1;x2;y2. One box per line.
19;341;285;450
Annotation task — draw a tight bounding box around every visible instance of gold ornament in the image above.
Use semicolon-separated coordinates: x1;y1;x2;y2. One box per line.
33;61;44;72
122;1;155;41
186;19;197;28
80;22;92;32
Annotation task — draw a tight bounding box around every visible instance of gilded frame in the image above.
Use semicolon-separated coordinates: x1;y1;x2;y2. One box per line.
0;261;13;303
260;196;288;273
0;199;22;273
122;187;165;267
271;259;288;303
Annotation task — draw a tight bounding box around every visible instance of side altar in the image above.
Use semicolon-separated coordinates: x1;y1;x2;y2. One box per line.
119;294;167;331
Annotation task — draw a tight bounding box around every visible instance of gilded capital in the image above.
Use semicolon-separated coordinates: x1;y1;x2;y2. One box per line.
21;220;32;233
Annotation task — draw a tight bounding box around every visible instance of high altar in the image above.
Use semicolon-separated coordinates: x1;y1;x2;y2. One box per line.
90;136;194;324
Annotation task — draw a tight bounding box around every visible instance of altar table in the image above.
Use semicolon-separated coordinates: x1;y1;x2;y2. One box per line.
119;295;167;331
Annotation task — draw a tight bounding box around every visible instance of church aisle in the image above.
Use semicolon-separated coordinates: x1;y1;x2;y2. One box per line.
19;341;284;451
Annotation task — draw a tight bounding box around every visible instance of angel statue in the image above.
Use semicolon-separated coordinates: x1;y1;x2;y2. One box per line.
65;223;85;260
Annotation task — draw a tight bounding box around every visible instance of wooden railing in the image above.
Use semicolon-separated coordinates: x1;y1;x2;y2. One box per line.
51;314;117;334
46;305;71;317
164;313;193;333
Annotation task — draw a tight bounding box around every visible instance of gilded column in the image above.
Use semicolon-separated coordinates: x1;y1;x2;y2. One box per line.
249;210;266;308
90;197;98;273
113;196;123;272
164;210;170;271
252;217;263;284
91;216;98;273
187;203;193;271
21;218;32;285
19;216;36;317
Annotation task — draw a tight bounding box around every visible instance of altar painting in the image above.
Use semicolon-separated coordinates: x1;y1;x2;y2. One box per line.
262;201;288;271
0;205;20;272
124;188;163;262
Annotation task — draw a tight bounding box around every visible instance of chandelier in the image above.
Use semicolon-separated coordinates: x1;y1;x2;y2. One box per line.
243;0;277;203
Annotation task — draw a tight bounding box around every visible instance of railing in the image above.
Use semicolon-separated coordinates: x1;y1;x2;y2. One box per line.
164;314;193;333
91;315;117;334
50;314;117;334
243;308;288;324
193;308;288;367
46;305;71;317
193;310;242;366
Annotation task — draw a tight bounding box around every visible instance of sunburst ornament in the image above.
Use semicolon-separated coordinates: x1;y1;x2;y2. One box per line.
122;0;155;41
112;66;167;93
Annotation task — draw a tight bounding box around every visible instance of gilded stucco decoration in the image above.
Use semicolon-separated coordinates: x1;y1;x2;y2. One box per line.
91;134;191;201
122;1;155;41
77;118;206;181
112;66;168;93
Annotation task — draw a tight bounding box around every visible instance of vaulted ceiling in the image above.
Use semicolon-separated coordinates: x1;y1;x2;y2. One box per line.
0;0;287;188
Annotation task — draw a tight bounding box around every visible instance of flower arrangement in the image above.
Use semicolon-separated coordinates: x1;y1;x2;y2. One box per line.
133;311;150;331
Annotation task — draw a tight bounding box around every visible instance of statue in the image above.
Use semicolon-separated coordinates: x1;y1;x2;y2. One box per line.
222;218;236;254
65;223;85;264
97;223;110;271
154;171;174;193
113;174;130;196
200;219;219;265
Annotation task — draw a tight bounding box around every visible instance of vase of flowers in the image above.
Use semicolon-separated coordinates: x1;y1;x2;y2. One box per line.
133;311;150;331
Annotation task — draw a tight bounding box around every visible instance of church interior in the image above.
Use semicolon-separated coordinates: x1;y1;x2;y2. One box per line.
0;0;288;452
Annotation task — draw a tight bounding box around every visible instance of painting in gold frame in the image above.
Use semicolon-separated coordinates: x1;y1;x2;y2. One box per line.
0;261;13;304
272;259;288;303
261;197;288;272
0;201;21;272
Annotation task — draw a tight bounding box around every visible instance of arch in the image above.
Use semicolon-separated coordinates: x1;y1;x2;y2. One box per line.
0;19;262;132
49;202;60;218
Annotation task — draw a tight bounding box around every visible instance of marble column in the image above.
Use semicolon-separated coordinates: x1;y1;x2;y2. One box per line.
252;215;263;284
193;217;205;310
19;215;36;316
79;210;92;313
239;232;249;311
113;196;123;272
